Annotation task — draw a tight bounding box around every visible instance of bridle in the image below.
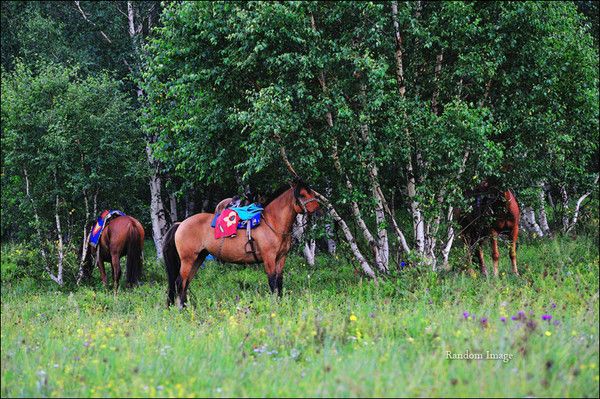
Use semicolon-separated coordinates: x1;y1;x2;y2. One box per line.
262;191;319;237
296;196;319;214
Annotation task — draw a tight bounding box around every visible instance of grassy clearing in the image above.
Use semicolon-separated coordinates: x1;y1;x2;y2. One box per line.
1;236;599;397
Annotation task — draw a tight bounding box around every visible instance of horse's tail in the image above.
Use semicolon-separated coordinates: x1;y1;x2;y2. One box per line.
163;222;181;306
125;223;143;286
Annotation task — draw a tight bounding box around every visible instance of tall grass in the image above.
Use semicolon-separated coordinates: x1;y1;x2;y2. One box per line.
1;236;598;397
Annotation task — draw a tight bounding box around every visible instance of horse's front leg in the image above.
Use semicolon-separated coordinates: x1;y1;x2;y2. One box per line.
509;226;519;276
264;254;277;295
275;255;287;297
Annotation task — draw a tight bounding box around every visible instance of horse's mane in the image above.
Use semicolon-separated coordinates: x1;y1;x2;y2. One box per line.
263;178;312;207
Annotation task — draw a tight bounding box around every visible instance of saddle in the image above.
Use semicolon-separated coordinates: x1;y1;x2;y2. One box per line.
211;203;264;260
89;210;126;247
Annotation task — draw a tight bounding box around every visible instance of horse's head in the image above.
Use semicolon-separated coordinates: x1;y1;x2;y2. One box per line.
292;178;320;214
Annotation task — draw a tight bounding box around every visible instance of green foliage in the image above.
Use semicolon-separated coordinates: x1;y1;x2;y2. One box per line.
141;1;598;256
1;237;598;397
1;60;147;264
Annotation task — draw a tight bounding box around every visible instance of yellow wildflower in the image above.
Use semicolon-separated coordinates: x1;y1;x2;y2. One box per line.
544;331;552;336
349;314;357;322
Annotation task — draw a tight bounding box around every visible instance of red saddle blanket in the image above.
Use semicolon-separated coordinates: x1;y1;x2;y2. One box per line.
215;209;240;239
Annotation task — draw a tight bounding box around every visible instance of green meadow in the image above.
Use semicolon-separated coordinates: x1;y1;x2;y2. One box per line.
1;236;599;398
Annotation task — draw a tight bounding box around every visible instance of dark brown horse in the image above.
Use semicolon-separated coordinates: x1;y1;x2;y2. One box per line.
163;179;319;307
456;180;520;277
89;215;145;292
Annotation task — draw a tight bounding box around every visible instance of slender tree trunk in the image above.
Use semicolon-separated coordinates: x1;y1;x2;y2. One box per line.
147;146;168;259
323;185;337;254
169;192;178;223
54;194;65;285
537;183;551;236
559;185;570;232
303;240;316;266
566;175;598;233
77;191;91;284
293;214;316;266
391;1;425;255
357;87;389;268
439;150;470;269
127;1;167;257
23;168;48;266
441;205;457;269
332;144;386;272
314;193;376;279
431;50;444;115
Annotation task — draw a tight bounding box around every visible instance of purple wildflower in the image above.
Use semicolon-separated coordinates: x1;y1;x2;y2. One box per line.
518;310;525;317
552;320;560;326
500;317;507;323
551;303;557;309
401;261;406;269
480;317;488;328
542;314;552;321
463;311;470;319
511;315;518;321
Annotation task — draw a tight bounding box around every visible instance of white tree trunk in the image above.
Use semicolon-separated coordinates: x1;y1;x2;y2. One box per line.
303;240;316;267
77;192;91;284
147;144;168;259
566;175;598;233
407;158;425;253
53;195;64;285
294;214;317;267
441;205;458;270
314;192;376;278
537;184;551;236
560;186;570;232
521;206;544;237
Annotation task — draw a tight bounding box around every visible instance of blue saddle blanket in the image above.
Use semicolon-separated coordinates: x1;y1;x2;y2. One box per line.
231;204;264;220
90;210;126;247
210;203;263;230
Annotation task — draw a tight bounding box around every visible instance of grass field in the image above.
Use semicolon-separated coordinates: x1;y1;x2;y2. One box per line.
1;235;599;397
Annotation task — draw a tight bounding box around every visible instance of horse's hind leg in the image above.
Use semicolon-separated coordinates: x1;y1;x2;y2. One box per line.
111;253;121;295
491;229;500;277
97;255;108;287
178;250;207;309
509;226;519;276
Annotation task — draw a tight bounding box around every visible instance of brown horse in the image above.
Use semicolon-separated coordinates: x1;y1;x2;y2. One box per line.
456;180;520;277
163;179;319;307
91;215;145;293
